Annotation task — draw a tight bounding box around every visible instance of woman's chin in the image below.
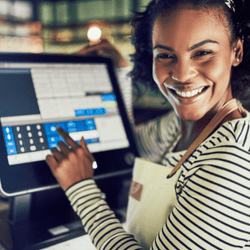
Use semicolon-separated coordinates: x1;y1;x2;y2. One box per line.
174;108;206;122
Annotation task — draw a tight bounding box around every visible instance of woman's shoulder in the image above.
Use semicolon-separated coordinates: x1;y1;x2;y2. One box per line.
198;108;250;162
207;108;250;150
179;109;250;181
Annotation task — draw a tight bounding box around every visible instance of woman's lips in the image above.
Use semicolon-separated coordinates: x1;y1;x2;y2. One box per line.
164;83;208;98
174;86;205;98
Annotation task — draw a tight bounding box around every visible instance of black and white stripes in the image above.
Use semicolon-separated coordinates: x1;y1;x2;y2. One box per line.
66;180;142;250
66;109;250;249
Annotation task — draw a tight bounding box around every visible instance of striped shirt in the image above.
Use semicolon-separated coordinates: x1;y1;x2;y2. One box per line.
66;108;250;249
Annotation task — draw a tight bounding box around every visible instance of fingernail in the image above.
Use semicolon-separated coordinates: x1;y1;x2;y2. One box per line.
80;137;86;145
56;126;62;132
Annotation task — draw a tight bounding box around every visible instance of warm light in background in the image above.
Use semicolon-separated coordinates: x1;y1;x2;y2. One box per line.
87;26;102;43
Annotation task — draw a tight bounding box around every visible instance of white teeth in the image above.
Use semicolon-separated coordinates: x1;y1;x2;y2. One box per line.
175;87;204;98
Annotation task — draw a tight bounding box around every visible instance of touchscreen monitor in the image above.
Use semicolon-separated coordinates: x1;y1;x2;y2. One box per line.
0;53;138;196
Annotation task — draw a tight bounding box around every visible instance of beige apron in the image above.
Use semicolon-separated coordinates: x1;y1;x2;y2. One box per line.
126;158;182;249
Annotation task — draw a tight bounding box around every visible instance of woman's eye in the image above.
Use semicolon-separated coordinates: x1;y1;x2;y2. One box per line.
193;50;214;58
155;53;174;60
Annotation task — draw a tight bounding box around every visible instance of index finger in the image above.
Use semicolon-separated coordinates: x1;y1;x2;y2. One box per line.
56;126;80;149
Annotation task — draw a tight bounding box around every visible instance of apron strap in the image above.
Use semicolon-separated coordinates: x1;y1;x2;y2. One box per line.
168;98;241;178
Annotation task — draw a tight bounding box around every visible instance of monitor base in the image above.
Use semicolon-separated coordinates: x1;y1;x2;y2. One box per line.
0;189;86;250
0;211;86;250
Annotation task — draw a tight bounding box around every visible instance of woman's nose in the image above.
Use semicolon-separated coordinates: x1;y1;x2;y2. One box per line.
170;60;197;83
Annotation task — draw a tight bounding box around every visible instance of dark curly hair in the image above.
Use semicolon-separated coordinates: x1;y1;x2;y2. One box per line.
129;0;250;99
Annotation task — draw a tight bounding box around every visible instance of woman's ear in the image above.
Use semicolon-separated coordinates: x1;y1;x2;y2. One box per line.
232;38;244;67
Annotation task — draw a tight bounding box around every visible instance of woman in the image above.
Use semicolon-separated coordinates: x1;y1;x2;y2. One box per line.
46;0;250;249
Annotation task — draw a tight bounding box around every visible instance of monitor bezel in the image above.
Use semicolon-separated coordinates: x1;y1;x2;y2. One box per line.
0;53;138;197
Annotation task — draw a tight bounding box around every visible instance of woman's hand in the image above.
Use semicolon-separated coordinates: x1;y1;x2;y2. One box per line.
46;127;95;191
77;39;130;69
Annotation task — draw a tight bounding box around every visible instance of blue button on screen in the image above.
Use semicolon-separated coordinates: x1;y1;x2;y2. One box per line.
85;138;99;144
101;94;116;102
67;121;77;128
3;126;17;155
7;147;17;155
44;122;67;135
43;119;98;149
47;136;63;149
75;108;107;117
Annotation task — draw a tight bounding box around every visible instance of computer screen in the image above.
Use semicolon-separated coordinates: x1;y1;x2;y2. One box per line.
0;53;138;197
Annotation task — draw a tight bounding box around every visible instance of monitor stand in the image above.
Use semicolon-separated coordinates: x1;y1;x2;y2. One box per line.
0;188;85;250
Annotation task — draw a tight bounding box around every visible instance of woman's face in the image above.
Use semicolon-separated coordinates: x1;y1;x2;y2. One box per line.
152;8;240;121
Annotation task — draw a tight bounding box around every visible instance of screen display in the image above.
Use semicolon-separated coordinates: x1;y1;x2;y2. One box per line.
0;62;130;166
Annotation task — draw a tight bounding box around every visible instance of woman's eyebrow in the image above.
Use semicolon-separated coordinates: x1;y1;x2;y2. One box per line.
187;39;219;51
153;45;174;52
153;40;219;52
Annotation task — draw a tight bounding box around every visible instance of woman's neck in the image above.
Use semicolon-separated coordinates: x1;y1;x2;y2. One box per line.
173;114;214;152
173;108;243;152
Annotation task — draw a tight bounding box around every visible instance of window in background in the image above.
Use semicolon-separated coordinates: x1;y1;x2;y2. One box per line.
56;1;69;25
40;1;54;25
38;0;139;54
0;0;43;53
13;1;33;20
0;0;11;17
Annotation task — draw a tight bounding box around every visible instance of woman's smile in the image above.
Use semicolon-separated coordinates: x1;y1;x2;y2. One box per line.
163;83;209;103
174;87;203;98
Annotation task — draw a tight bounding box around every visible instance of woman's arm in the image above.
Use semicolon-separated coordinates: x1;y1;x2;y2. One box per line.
46;127;143;249
66;179;142;250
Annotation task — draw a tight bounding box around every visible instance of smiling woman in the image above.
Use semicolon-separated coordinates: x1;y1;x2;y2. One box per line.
130;0;250;97
152;8;239;121
46;0;250;249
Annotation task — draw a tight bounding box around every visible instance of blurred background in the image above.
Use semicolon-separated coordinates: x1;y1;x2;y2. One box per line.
0;0;150;55
0;0;169;118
